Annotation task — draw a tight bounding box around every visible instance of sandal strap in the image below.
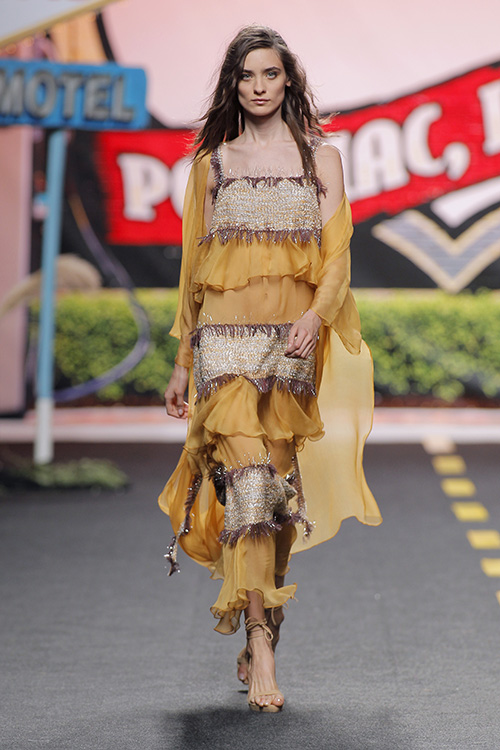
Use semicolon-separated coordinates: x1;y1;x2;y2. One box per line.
269;606;283;627
244;617;273;642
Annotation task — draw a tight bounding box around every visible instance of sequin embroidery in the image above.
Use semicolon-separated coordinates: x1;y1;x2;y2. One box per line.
192;322;316;401
198;145;323;247
218;461;297;546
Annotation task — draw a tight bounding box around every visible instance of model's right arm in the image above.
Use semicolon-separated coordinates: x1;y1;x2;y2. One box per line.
165;155;213;418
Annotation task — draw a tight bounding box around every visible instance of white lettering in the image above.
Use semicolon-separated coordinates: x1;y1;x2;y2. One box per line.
110;76;134;123
478;80;500;156
59;73;84;119
350;119;409;200
0;69;24;116
117;154;170;221
404;103;444;177
24;71;57;118
403;102;469;181
84;75;111;121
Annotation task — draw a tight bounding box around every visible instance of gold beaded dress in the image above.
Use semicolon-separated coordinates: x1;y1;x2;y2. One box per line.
158;143;382;635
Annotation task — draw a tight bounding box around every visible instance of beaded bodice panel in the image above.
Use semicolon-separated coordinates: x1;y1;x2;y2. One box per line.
199;145;324;247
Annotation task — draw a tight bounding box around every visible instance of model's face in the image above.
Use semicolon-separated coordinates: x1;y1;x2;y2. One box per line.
237;47;289;117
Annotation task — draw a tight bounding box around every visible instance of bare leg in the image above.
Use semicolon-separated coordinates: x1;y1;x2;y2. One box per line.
244;591;284;710
237;574;286;683
267;574;285;648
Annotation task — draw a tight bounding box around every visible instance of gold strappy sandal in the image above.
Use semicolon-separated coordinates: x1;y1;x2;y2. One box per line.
244;617;284;713
237;606;284;684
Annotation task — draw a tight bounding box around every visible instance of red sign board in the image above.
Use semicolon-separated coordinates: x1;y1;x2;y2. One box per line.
96;62;500;245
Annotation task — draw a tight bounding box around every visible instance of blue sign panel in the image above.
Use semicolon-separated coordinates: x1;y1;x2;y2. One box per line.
0;60;149;130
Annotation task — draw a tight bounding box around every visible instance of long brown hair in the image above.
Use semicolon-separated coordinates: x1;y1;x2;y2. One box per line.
193;26;325;179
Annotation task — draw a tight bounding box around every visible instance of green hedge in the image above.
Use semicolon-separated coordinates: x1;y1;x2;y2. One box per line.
30;289;500;404
356;290;500;401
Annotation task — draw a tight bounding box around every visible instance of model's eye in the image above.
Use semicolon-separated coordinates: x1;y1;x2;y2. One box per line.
240;72;251;81
267;71;278;79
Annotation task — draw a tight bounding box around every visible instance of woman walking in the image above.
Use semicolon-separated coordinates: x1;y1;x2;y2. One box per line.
160;25;382;712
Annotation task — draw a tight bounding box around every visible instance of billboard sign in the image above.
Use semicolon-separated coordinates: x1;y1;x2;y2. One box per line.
0;60;148;130
94;60;500;292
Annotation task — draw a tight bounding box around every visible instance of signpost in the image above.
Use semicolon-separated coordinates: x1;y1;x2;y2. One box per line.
0;59;149;463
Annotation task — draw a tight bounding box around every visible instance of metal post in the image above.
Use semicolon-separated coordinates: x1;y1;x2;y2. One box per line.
34;129;67;465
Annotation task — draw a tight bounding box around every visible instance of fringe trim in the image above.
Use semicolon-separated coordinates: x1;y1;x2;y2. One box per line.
274;510;303;527
163;473;202;576
198;225;321;247
225;461;277;485
288;455;315;539
195;374;316;401
191;322;292;348
209;140;327;203
221;173;325;191
210;147;224;199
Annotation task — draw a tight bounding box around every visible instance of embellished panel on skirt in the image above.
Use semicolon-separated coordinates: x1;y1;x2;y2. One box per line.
214;456;315;546
191;322;316;401
163;453;315;576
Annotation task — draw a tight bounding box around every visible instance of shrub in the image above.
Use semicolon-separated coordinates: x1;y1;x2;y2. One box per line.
30;289;500;404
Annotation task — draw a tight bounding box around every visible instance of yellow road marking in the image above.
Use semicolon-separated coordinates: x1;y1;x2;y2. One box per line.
451;502;489;521
481;559;500;577
432;455;466;475
496;591;500;606
466;530;500;549
441;478;476;497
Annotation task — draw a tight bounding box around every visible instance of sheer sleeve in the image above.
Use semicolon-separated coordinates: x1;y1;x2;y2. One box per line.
310;194;362;354
170;154;211;368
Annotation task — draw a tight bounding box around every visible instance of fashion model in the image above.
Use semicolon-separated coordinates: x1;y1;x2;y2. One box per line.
160;25;382;713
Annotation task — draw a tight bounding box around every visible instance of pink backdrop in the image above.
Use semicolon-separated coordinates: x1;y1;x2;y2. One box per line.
103;0;500;127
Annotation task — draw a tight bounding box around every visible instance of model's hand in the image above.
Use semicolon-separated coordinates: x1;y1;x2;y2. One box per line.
285;310;321;359
164;364;189;418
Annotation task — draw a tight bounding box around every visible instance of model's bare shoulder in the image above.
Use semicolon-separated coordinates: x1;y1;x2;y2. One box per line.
315;142;345;220
315;143;343;182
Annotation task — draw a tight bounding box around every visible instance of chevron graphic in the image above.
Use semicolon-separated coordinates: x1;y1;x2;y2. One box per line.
372;208;500;293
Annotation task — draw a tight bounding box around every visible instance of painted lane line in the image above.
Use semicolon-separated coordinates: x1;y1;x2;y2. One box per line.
466;530;500;549
431;455;467;475
441;478;476;497
480;559;500;577
429;446;500;606
450;502;489;521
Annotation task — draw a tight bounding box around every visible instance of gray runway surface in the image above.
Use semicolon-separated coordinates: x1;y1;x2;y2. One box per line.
1;441;500;750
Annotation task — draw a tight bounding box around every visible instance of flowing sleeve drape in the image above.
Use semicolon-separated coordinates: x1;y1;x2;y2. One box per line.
293;192;382;553
310;194;362;355
170;153;211;368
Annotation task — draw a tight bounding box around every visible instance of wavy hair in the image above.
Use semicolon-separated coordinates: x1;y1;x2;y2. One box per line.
193;26;325;179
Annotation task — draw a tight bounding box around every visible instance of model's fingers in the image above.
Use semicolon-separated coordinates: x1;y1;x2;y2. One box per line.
286;325;299;353
296;336;316;359
175;391;187;417
294;332;312;356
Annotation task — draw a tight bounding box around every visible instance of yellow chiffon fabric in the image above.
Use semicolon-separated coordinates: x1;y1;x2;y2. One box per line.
158;152;382;634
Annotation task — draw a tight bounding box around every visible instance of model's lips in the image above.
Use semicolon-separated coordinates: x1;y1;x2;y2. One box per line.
252;99;269;104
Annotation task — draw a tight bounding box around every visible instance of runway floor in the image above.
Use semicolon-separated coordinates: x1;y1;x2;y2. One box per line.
1;440;500;749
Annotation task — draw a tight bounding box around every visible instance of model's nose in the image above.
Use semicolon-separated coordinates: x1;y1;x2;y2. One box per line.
254;77;266;94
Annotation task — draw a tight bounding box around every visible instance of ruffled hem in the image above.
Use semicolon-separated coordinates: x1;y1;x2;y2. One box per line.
184;376;324;471
191;236;323;301
210;584;297;635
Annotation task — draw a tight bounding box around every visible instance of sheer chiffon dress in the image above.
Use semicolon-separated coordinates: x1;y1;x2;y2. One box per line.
158;144;382;635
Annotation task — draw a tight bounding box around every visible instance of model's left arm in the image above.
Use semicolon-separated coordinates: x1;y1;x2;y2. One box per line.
286;144;351;358
309;144;352;326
